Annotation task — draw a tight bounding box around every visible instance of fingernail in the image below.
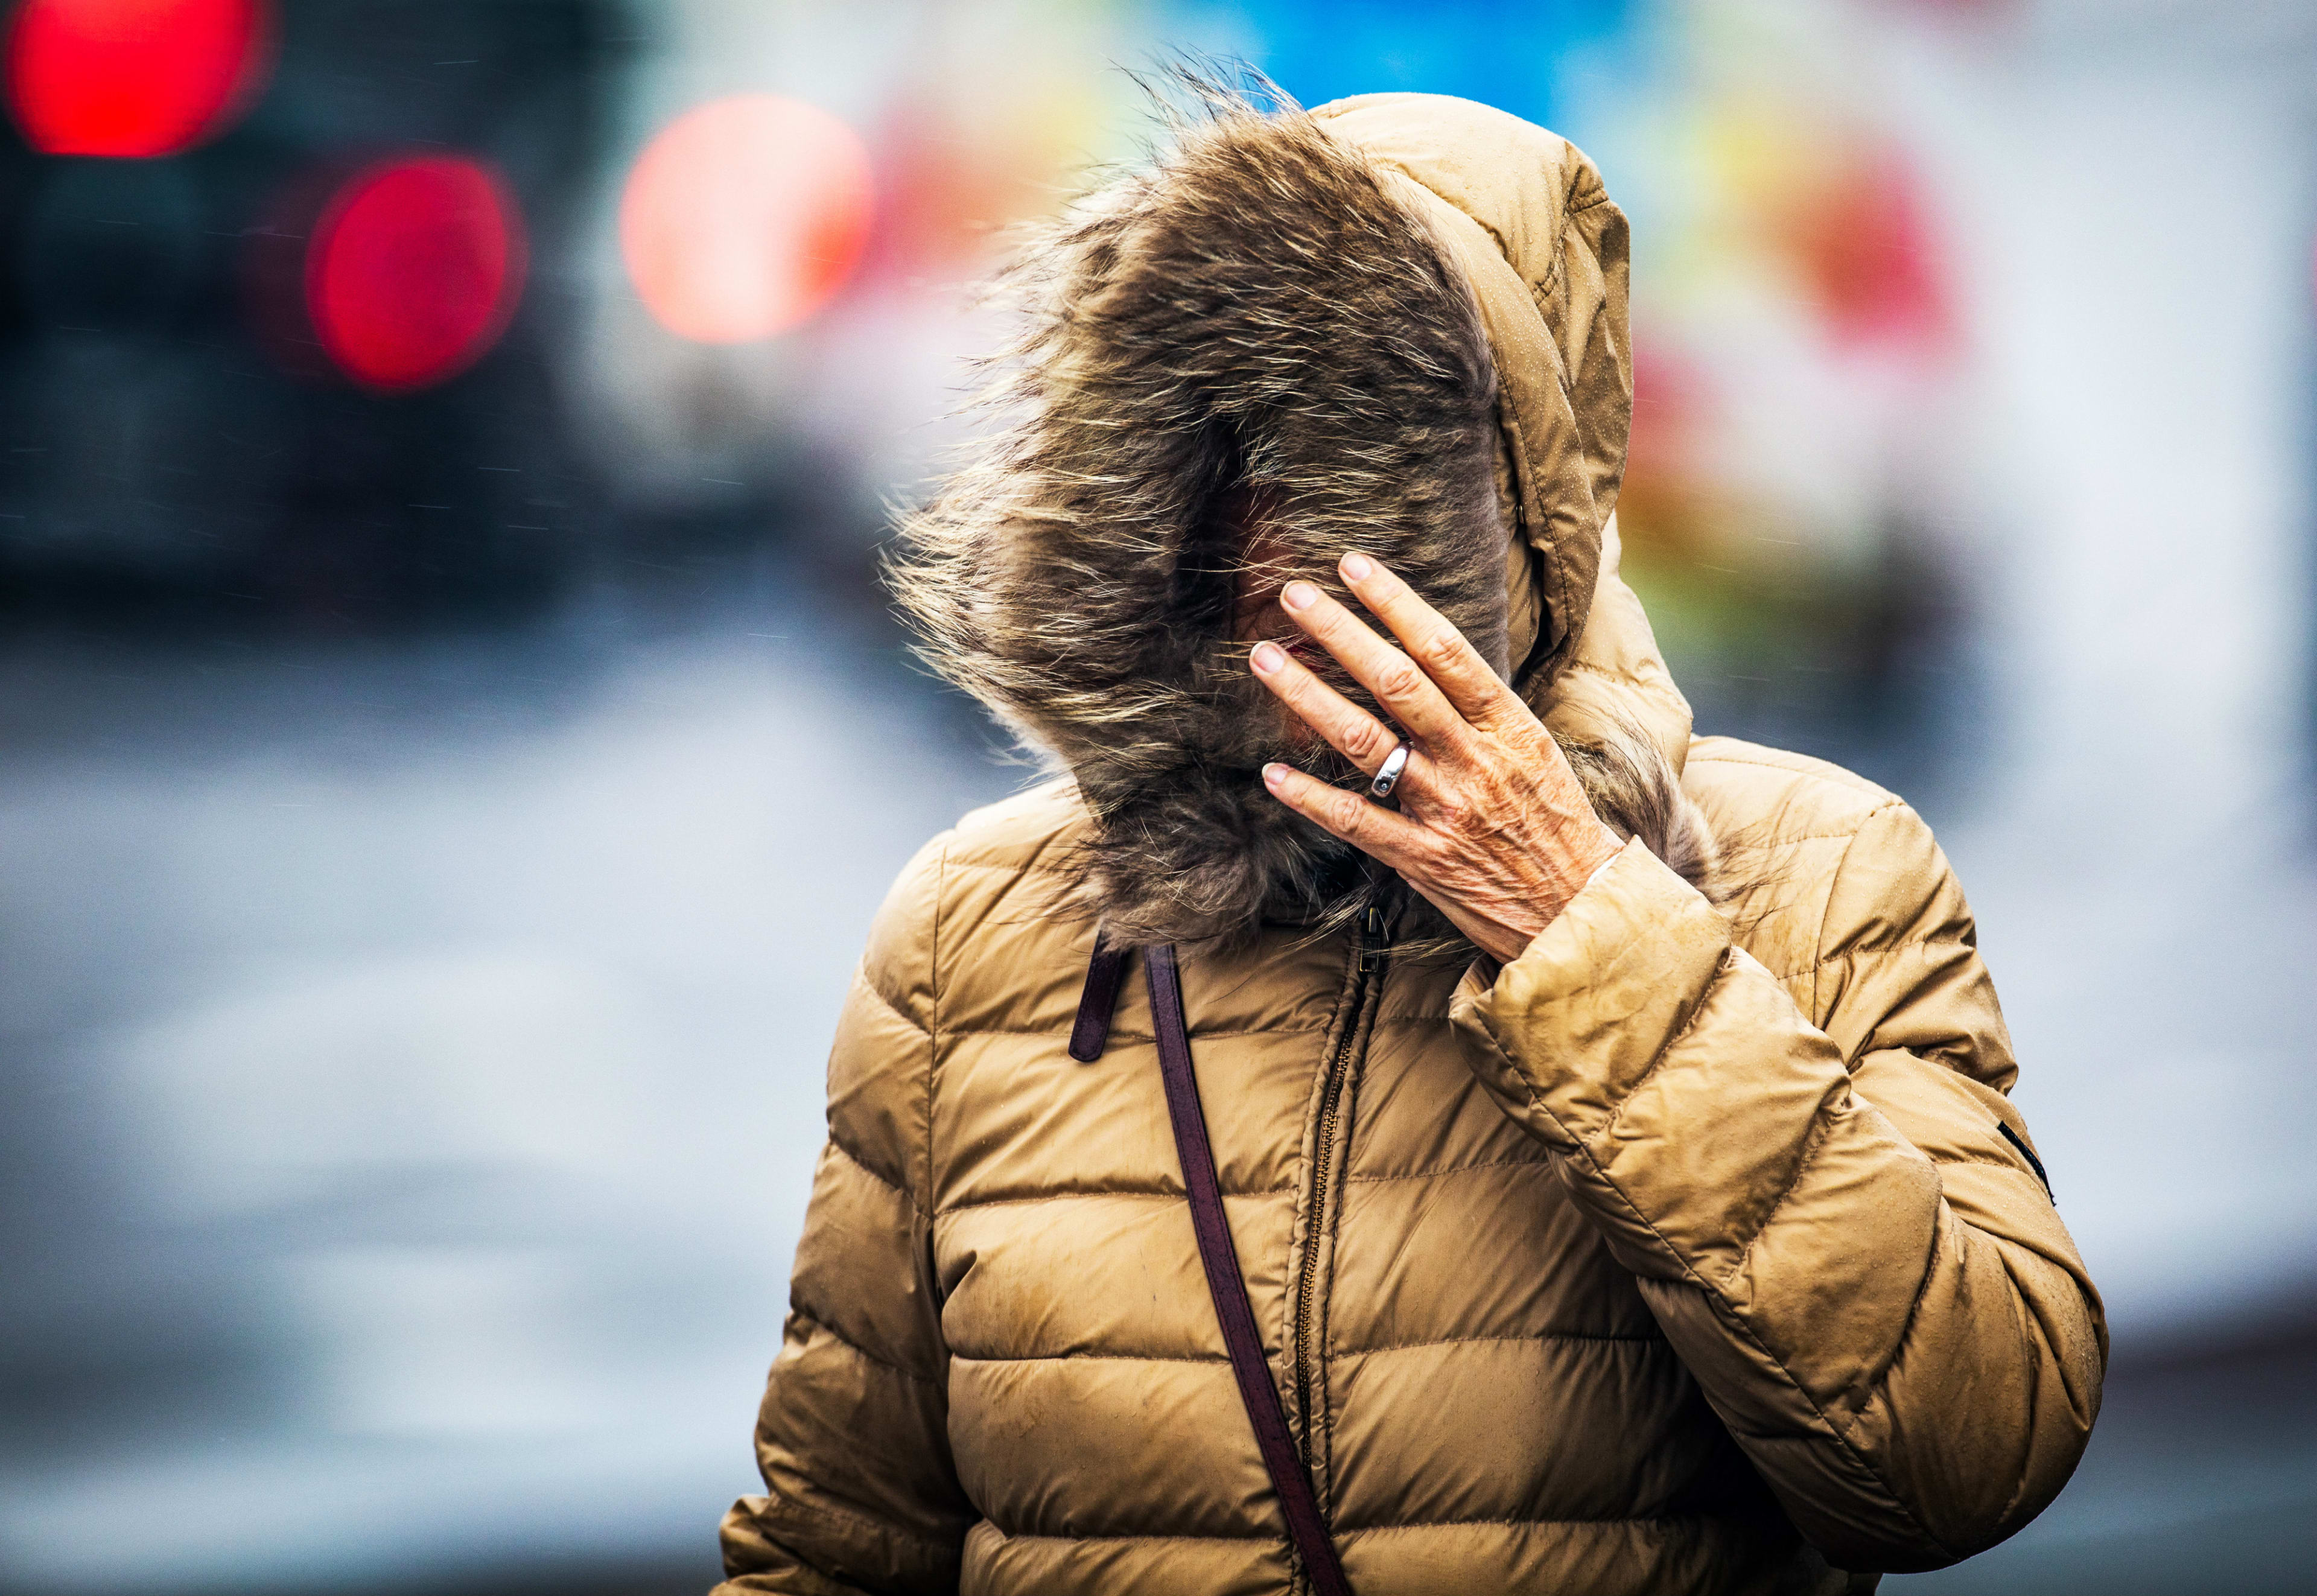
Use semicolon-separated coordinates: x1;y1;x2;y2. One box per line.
1341;552;1375;580
1263;763;1288;787
1250;640;1285;673
1282;581;1317;611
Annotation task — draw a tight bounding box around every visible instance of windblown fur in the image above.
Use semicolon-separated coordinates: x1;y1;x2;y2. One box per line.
892;78;1716;946
1560;716;1726;906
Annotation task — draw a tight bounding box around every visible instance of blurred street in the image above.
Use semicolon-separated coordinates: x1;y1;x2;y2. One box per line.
0;570;1012;1590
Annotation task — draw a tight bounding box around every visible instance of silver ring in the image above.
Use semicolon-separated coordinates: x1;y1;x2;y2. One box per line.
1368;741;1413;800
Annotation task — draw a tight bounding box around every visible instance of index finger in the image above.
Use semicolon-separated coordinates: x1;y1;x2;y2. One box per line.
1337;551;1522;728
1277;580;1469;746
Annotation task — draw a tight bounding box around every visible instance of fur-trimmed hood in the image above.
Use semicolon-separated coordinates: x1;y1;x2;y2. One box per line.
894;84;1714;946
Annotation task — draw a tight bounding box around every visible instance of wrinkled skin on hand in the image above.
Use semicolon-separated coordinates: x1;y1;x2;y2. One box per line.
1248;552;1622;963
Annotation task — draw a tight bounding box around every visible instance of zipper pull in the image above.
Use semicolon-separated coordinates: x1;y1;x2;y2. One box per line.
1359;904;1386;971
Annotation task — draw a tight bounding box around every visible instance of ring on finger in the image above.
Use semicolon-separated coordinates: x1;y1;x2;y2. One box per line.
1368;740;1413;801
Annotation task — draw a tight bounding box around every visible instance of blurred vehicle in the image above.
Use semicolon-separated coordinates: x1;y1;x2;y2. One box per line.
0;0;629;630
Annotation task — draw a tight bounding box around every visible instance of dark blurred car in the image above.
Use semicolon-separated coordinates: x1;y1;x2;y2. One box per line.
0;0;634;633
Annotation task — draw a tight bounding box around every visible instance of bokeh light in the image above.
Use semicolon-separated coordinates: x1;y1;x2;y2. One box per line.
3;0;272;158
619;94;874;345
1781;146;1956;357
305;155;526;395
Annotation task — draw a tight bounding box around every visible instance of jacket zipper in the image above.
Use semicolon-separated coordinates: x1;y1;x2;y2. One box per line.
1291;904;1387;1472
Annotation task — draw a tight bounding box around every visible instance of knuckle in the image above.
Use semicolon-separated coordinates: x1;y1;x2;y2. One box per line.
1375;658;1426;701
1419;629;1467;672
1341;717;1385;763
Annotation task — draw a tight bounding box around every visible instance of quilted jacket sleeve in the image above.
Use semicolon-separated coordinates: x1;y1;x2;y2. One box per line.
1449;806;2105;1574
717;838;975;1594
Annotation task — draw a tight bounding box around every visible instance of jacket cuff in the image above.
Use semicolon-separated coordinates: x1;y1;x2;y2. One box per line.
1451;836;1731;1146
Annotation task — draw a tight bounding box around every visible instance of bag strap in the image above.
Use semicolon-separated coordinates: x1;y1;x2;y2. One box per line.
1076;940;1353;1596
1067;939;1130;1063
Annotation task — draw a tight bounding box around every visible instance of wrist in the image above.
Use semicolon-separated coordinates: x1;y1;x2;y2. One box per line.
1479;825;1627;965
1571;821;1623;887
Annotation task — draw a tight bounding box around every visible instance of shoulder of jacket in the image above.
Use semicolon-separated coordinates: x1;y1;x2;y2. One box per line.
859;776;1089;1026
1682;734;1905;844
1681;737;1966;992
1682;739;2007;1079
946;773;1089;873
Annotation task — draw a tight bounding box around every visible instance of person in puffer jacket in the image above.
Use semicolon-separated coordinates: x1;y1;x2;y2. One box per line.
714;81;2103;1596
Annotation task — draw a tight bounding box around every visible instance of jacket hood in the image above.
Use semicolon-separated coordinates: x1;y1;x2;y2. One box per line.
894;84;1709;946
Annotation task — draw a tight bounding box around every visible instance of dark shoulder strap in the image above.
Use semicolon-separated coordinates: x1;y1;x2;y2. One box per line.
1067;937;1129;1063
1143;943;1355;1596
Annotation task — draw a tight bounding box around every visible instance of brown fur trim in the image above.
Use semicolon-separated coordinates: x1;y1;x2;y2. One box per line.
889;74;1715;944
1558;717;1726;905
891;78;1505;945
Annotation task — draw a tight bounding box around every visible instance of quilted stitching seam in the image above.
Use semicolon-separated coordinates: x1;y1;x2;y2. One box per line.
1343;1155;1553;1186
1335;1331;1665;1358
1713;1105;1840;1294
761;1490;963;1558
1592;946;1736;1148
825;1134;920;1219
948;1350;1230;1367
1811;801;1907;1023
789;1304;943;1389
852;964;925;1035
935;1184;1295;1216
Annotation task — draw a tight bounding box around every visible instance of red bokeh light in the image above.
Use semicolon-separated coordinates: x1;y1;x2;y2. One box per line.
1784;147;1957;358
305;156;526;395
620;94;874;345
4;0;272;158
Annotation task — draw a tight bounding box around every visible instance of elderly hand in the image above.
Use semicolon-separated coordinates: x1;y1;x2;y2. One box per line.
1249;552;1623;964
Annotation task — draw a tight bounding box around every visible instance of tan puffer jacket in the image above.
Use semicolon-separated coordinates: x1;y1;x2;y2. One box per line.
717;92;2103;1596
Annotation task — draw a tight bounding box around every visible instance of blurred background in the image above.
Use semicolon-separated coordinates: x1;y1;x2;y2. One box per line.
0;0;2310;1591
